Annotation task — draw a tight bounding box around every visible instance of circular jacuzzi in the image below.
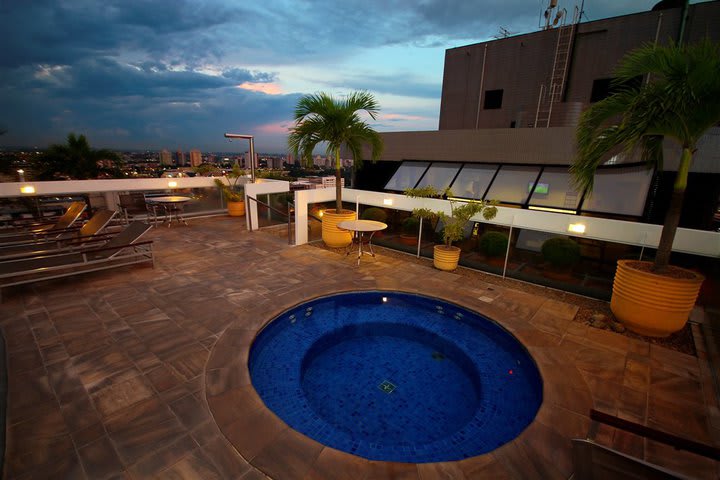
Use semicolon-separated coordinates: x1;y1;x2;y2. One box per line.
249;291;542;463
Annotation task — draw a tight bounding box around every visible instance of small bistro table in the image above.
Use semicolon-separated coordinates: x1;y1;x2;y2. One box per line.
337;219;388;265
146;196;192;227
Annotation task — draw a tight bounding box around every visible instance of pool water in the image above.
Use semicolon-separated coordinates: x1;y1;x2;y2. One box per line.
249;291;542;463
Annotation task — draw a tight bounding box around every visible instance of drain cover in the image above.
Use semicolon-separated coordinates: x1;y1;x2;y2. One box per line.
378;380;396;394
431;351;446;361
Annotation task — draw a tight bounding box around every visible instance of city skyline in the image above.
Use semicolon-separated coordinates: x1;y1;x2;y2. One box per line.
0;0;688;153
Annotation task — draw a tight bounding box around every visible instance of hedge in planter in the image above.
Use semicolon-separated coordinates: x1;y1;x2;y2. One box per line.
361;207;388;223
479;231;509;259
541;237;580;270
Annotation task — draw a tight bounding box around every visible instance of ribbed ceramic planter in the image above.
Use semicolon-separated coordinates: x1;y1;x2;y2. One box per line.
433;245;461;271
227;201;245;217
322;210;356;248
611;260;704;337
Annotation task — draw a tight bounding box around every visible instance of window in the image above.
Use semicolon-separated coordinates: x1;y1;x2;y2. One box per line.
448;164;498;200
581;167;653;216
416;163;462;191
590;76;643;102
484;89;504;109
485;165;541;204
527;167;581;210
384;161;430;191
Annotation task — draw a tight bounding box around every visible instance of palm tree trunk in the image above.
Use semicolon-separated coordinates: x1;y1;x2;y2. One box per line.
654;147;692;272
335;149;343;212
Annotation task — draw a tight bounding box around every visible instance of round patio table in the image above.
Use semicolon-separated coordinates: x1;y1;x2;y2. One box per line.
146;196;192;227
338;219;387;265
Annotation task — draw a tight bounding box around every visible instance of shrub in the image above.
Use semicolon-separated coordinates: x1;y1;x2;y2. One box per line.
479;231;509;258
541;237;581;269
361;207;388;223
401;216;419;235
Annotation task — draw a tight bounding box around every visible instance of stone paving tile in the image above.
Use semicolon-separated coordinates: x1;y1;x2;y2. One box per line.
0;216;717;479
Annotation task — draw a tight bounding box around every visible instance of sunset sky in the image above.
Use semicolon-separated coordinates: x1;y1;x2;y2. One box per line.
0;1;681;153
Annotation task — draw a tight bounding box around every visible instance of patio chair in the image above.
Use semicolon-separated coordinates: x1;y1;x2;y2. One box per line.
0;210;118;258
0;201;87;238
0;221;154;302
118;193;159;225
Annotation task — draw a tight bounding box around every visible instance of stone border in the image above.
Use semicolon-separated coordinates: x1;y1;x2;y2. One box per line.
205;285;593;479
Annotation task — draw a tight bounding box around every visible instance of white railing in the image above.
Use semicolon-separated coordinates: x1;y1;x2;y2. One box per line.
2;179;716;259
294;188;720;258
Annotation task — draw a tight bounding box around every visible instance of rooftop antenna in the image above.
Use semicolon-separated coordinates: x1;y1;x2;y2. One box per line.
493;26;515;39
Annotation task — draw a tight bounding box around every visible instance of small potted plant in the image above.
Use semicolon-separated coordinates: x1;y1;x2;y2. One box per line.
214;164;246;217
541;237;580;281
405;186;498;271
479;231;509;266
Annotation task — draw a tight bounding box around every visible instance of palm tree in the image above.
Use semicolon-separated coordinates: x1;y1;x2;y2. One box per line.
288;92;384;213
35;133;123;180
572;39;720;273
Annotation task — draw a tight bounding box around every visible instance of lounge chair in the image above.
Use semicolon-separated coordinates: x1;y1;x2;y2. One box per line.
0;201;87;241
0;221;154;302
0;210;118;258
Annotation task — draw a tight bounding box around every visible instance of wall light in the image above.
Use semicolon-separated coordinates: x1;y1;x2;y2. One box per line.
568;223;586;234
382;297;388;303
168;181;178;188
383;198;394;206
20;185;35;194
318;210;324;218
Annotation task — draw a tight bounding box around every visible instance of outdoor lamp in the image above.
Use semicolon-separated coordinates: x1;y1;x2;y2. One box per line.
568;223;586;234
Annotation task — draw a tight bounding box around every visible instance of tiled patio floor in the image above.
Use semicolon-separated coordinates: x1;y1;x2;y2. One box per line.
1;216;718;479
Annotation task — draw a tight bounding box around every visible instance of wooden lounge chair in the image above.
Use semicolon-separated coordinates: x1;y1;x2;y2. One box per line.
0;221;154;302
0;210;119;258
0;201;87;242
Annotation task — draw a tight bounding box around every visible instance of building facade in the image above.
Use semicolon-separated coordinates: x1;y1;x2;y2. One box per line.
360;1;720;230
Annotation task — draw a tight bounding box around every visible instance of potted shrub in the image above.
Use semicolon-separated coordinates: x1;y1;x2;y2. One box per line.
399;216;420;246
360;207;388;238
479;231;509;266
214;164;246;217
572;40;719;336
541;237;580;281
405;186;497;271
288;92;384;248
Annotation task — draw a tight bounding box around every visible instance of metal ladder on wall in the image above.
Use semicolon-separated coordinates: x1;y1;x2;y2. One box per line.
534;6;580;128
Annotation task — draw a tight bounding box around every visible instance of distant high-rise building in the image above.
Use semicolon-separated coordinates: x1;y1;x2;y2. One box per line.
189;149;202;167
159;149;172;166
176;149;186;166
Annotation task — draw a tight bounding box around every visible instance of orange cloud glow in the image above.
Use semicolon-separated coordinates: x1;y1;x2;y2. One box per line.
257;122;290;134
237;82;283;95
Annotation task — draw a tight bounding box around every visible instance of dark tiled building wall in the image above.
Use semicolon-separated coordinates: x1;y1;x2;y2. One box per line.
439;3;720;131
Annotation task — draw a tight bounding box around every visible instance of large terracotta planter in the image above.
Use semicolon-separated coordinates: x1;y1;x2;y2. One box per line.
227;200;245;217
433;245;461;271
322;209;356;248
611;260;704;337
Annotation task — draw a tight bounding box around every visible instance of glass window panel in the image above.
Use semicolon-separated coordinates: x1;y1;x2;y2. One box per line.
448;164;498;199
582;167;652;216
384;161;430;191
416;162;462;190
485;165;541;204
528;167;582;210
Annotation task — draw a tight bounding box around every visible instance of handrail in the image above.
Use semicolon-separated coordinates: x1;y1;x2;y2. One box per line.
246;196;293;245
589;409;720;460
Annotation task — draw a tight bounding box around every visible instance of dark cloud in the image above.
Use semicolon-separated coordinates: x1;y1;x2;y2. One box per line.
0;0;673;152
